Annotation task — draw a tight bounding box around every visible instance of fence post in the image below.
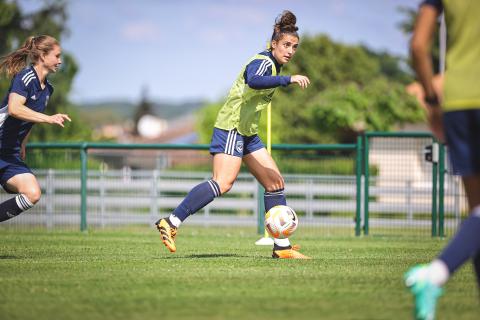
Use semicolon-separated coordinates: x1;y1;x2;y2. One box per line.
306;178;313;219
257;181;265;235
406;179;413;223
438;143;445;237
454;176;460;226
151;170;159;225
46;168;54;229
431;142;438;237
80;143;88;232
100;169;106;228
355;135;362;236
363;134;370;235
204;174;211;226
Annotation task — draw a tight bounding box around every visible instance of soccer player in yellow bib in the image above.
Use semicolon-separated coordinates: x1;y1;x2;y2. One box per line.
155;10;311;259
404;1;480;319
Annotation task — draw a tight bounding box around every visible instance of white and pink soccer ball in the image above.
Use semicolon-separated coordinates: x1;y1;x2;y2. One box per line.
265;205;298;239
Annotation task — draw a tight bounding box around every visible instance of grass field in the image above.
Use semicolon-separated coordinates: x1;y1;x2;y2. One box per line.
0;226;478;320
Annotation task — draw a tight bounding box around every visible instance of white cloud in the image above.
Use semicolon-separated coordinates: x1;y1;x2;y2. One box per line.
205;3;267;25
121;21;162;43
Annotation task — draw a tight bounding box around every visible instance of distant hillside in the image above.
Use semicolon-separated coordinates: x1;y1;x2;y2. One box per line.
76;99;205;126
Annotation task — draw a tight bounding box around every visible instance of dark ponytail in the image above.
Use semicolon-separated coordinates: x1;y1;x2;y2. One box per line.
271;10;299;43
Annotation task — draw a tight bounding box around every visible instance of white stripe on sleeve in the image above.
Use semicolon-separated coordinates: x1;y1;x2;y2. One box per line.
21;70;34;81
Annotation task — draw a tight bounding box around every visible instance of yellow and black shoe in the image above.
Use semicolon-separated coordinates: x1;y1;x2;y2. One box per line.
272;244;311;259
155;218;178;253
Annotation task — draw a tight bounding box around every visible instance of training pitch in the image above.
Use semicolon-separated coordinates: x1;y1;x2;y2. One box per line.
0;226;477;319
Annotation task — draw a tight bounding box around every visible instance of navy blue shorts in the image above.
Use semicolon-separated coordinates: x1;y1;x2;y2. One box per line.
0;155;33;193
209;128;265;158
443;109;480;176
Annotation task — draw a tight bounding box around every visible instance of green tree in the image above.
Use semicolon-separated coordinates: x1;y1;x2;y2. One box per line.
397;6;441;74
197;34;424;144
0;0;92;142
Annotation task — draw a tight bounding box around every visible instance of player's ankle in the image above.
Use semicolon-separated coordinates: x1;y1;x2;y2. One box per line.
427;260;449;286
168;215;181;228
273;244;292;251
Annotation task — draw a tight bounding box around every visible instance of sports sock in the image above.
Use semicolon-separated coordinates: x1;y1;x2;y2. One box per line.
273;238;291;250
266;189;288;249
0;194;34;222
168;215;181;228
426;259;450;286
437;206;480;276
264;189;286;212
170;179;220;222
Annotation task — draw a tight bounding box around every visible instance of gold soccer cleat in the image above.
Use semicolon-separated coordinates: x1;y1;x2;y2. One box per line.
272;245;311;259
155;218;178;253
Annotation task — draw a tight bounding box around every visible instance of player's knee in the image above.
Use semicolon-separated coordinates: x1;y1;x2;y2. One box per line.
23;188;41;204
217;180;234;195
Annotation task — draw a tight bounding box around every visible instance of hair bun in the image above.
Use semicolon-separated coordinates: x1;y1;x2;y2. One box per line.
271;10;299;43
275;10;297;31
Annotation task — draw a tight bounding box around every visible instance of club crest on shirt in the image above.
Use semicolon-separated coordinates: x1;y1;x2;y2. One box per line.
236;140;244;153
30;95;37;100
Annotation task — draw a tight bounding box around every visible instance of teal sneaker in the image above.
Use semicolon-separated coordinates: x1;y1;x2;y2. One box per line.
404;265;443;320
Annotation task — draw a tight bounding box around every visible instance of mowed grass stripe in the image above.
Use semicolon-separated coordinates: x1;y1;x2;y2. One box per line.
0;226;477;320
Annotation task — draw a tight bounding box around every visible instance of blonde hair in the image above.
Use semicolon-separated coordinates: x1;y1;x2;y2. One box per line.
0;35;59;78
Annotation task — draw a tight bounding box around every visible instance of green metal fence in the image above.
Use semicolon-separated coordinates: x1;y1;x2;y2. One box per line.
19;141;362;234
0;132;467;237
364;132;436;237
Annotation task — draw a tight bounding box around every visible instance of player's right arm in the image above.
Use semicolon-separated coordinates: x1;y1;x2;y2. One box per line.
8;93;70;127
411;2;441;102
245;59;310;90
290;75;310;89
411;1;444;141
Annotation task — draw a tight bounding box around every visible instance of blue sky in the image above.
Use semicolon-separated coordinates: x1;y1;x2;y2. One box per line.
20;0;422;103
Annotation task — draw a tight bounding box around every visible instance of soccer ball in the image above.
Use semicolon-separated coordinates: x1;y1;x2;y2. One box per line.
265;205;298;239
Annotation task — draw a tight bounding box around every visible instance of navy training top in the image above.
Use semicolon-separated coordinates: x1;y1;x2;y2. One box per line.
0;66;54;155
244;51;291;89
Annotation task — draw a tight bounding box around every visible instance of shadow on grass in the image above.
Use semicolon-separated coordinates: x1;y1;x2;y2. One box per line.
157;254;314;260
186;253;243;259
0;255;19;259
154;253;259;259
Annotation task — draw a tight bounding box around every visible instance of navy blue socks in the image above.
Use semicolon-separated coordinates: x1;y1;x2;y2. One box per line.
438;209;480;275
0;194;34;222
264;188;286;212
264;189;290;249
171;179;220;222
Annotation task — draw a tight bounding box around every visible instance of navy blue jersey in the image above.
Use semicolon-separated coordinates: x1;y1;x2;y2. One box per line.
244;51;291;89
422;0;443;12
0;66;54;155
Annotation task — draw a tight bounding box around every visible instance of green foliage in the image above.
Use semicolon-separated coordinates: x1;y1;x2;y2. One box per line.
308;79;424;143
0;0;93;142
275;157;354;175
196;34;423;144
196;102;221;143
397;6;441;74
26;149;103;170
